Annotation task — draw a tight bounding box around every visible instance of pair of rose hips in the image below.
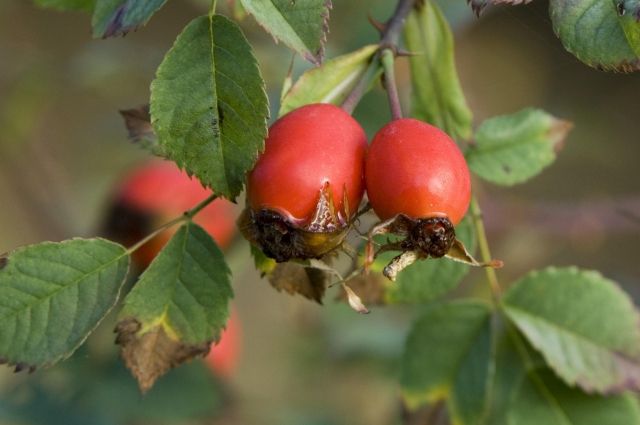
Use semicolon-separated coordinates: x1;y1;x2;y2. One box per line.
243;103;471;264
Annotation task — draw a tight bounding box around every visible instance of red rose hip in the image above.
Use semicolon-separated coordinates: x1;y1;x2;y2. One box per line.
106;160;237;269
365;119;471;260
366;118;470;225
243;103;367;262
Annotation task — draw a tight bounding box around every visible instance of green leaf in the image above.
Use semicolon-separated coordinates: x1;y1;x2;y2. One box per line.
401;300;493;425
279;45;379;117
0;239;129;370
33;0;94;12
466;108;573;186
240;0;331;64
618;1;640;56
91;0;168;38
404;0;473;140
116;222;232;392
384;216;476;304
508;369;640;425
550;0;640;72
502;266;640;394
150;14;269;200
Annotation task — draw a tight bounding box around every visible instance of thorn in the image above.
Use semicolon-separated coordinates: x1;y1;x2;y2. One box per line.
367;12;387;34
396;49;419;57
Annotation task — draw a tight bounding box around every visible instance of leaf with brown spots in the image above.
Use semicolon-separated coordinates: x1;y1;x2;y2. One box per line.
116;222;232;392
115;319;210;393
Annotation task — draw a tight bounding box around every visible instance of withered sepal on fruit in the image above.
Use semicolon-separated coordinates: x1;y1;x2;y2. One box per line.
239;183;352;262
367;214;502;281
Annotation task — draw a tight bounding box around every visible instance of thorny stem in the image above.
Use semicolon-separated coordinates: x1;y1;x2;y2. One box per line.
341;0;416;114
381;49;403;120
125;193;218;255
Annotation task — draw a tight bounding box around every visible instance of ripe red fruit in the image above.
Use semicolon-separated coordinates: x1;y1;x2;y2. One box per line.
366;119;471;225
205;309;241;377
243;103;367;262
106;160;237;268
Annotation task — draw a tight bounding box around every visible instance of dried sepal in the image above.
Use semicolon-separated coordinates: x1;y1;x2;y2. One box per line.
446;239;503;268
383;250;420;282
366;213;503;281
343;284;370;314
240;182;354;262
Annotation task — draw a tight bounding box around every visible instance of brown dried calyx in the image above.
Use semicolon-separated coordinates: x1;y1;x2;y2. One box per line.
367;214;502;281
239;183;352;263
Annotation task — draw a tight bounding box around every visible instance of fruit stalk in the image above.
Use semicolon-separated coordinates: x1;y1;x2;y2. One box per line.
341;0;416;114
381;48;403;120
125;193;218;255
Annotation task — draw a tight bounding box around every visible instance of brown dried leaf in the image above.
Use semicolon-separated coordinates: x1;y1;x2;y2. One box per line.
268;262;329;304
119;105;152;141
340;272;390;305
115;318;210;393
549;118;574;154
343;285;370;314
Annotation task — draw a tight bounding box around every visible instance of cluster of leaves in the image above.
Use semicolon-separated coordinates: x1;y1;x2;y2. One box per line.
0;2;638;425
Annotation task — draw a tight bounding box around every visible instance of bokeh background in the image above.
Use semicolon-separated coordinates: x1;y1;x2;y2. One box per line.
0;1;639;424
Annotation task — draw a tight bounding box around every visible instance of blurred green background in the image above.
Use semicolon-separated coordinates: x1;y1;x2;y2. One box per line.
0;1;639;424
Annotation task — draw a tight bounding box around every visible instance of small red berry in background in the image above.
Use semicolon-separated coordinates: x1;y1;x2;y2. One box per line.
365;118;471;225
105;159;237;269
242;103;368;262
205;308;241;377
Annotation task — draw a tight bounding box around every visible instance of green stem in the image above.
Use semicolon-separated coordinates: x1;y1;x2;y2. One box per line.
125;193;218;255
381;49;403;120
341;0;416;115
341;60;383;114
470;196;502;303
209;0;217;17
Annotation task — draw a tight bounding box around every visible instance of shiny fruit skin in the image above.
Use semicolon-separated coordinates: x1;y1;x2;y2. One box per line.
205;309;241;377
247;103;367;224
111;160;237;268
366;119;471;225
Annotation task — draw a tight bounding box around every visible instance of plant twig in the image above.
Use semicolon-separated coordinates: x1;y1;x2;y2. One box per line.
470;197;502;303
341;0;416;114
125;193;218;255
381;48;403;120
